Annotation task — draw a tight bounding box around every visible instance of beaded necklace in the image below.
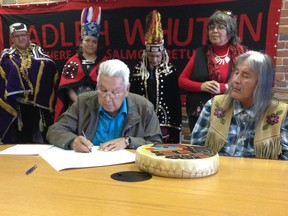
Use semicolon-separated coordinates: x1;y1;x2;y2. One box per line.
18;45;33;102
214;47;230;65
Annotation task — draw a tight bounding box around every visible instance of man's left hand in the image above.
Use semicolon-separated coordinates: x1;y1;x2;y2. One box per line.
98;137;127;151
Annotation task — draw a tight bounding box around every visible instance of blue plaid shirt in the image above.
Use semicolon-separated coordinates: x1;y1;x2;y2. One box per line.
191;99;288;160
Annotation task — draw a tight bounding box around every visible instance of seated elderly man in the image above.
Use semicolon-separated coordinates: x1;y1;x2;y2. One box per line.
191;51;288;160
47;59;162;152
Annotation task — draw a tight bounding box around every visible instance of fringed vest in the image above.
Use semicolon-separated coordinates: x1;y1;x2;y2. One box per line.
205;95;288;159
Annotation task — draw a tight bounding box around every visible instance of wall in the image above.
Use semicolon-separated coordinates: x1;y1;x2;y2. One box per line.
275;0;288;101
278;0;288;85
1;0;287;143
1;0;287;92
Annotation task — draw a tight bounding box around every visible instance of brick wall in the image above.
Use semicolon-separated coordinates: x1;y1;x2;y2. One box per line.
279;0;288;78
273;0;288;101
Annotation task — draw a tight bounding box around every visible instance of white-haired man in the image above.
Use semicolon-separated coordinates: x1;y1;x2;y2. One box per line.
47;59;162;152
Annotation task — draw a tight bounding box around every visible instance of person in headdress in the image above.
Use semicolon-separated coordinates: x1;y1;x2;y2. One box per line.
130;10;182;144
54;6;108;121
0;22;59;144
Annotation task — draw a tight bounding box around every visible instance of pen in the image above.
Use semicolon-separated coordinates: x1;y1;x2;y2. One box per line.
26;164;38;175
82;130;92;153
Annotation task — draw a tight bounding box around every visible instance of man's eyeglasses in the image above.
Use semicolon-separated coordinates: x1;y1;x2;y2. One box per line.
12;33;29;39
97;89;123;99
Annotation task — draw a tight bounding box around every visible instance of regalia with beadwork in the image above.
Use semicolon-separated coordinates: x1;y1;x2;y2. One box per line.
130;61;182;131
0;42;59;141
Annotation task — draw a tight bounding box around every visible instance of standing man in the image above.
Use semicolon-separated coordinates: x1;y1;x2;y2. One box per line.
0;22;59;144
130;10;182;143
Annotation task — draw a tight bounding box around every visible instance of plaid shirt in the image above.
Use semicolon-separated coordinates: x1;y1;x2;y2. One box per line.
191;99;288;160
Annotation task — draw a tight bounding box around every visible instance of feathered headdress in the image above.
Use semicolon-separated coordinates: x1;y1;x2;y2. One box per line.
81;6;101;38
140;10;169;79
144;10;164;52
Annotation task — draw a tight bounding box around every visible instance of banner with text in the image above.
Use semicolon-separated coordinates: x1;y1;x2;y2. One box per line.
0;0;281;73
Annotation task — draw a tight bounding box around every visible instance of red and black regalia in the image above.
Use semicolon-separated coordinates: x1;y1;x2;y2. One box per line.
54;6;107;122
0;43;59;143
54;51;107;121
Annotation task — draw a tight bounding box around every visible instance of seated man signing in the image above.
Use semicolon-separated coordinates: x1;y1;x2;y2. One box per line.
47;59;162;152
191;51;288;160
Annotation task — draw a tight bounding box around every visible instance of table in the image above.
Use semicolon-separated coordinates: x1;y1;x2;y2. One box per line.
0;145;287;216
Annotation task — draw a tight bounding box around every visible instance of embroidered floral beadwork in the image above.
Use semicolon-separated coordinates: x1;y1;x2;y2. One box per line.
214;101;226;124
262;110;283;130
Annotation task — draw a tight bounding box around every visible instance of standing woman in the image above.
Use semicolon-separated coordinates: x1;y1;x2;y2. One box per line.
54;6;107;121
178;11;247;132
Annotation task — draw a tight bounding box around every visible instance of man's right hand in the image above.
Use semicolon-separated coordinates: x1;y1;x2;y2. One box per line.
70;136;93;153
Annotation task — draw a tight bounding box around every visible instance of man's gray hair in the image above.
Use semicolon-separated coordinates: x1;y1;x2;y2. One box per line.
97;59;130;87
225;51;275;119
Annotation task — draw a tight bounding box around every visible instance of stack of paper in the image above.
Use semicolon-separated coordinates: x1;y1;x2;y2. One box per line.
0;145;136;171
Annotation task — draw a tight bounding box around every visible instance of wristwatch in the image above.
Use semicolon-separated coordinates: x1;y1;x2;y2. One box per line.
124;136;131;148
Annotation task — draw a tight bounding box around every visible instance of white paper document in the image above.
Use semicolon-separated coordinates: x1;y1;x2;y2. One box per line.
40;146;136;171
0;144;53;155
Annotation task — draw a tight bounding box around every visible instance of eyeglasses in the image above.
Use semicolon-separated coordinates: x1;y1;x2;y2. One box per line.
12;33;29;39
97;89;124;99
208;25;226;31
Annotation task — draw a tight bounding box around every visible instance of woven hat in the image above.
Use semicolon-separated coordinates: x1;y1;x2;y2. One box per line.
81;6;101;38
144;10;164;52
9;23;28;35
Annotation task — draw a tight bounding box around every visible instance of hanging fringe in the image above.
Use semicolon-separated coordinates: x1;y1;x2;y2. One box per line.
255;137;282;159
